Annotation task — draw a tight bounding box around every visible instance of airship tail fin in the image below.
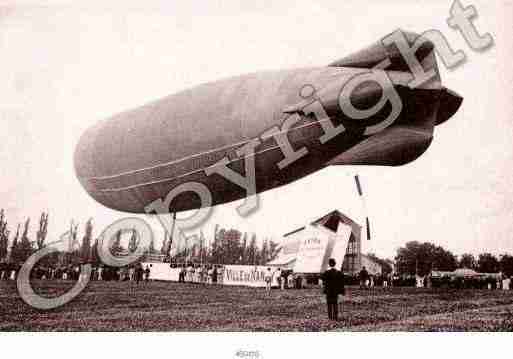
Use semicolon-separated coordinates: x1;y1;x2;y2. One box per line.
328;29;437;76
436;87;463;126
326;126;433;167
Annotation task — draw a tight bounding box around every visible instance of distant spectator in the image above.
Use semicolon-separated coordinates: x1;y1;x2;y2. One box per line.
294;274;302;289
197;265;202;283
199;265;206;284
187;264;194;283
287;272;294;289
132;264;139;284
144;265;151;281
264;267;273;294
179;265;186;283
212;265;218;284
193;266;199;283
503;276;511;290
359;266;369;289
218;266;224;284
275;268;282;289
207;266;214;285
280;270;288;290
98;266;103;281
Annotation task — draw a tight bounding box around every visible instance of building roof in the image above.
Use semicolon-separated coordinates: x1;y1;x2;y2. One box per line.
431;268;502;279
283;209;361;237
453;268;479;277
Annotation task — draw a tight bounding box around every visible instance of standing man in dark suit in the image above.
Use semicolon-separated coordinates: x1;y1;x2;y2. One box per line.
320;258;345;321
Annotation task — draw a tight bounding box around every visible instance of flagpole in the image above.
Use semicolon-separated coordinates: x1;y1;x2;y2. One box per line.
200;231;205;268
168;212;177;262
68;220;74;266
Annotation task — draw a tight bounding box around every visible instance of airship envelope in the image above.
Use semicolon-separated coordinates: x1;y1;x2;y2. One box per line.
74;30;463;214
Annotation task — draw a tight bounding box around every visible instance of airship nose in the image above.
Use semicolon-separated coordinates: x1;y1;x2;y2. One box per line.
436;87;463;126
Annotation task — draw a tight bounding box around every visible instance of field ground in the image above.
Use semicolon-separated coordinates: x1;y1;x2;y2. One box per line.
1;280;513;331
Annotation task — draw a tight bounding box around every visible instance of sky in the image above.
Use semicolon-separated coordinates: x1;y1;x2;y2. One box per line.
1;0;512;260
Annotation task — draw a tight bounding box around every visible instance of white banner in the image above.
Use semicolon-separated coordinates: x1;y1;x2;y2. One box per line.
292;222;353;273
293;225;330;273
223;265;279;287
142;263;281;288
142;262;180;281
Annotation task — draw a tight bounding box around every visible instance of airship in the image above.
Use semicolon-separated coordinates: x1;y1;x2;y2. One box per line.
74;30;462;214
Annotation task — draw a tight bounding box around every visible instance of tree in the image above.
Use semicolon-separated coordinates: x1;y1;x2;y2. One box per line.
459;253;476;269
111;229;125;256
9;224;20;262
209;225;221;264
431;246;458;272
80;218;93;261
63;221;80;264
161;231;171;256
90;238;100;265
198;230;207;263
367;252;393;274
221;229;242;264
215;228;227;263
500;254;513;277
147;236;156;255
12;218;34;264
395;241;457;276
260;240;269;265
0;209;9;261
268;240;280;262
36;212;49;250
478;253;500;273
240;232;248;264
247;234;257;265
0;228;8;261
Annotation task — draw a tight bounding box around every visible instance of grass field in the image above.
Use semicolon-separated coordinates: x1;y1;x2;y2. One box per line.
1;280;513;331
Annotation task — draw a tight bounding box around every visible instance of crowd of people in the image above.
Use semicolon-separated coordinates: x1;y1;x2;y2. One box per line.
0;262;153;283
354;266;513;290
424;274;511;290
176;263;221;284
3;260;510;291
263;267;307;293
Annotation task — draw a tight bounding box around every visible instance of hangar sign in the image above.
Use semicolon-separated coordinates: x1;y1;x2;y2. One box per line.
223;265;279;287
285;222;353;273
293;226;329;274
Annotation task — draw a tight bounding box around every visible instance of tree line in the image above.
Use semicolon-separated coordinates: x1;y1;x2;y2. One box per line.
3;208;510;274
394;241;513;277
0;209;49;265
165;226;280;265
0;209;280;267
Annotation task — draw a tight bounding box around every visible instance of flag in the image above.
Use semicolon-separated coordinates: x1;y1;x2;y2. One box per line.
199;230;206;263
71;225;80;251
354;175;363;196
354;175;371;241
